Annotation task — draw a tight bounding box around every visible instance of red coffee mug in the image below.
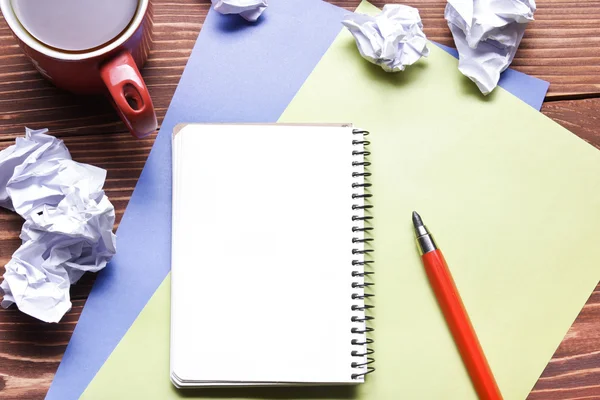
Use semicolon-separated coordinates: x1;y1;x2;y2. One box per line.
0;0;157;138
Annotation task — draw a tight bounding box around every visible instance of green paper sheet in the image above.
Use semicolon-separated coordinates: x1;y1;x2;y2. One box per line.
82;2;600;399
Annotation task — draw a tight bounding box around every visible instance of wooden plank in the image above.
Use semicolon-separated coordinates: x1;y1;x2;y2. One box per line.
541;97;600;149
0;0;600;399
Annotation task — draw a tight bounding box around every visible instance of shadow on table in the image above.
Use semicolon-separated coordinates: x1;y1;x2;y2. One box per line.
216;12;268;33
175;384;356;399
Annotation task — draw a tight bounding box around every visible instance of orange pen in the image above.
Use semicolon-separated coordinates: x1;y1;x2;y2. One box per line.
412;211;503;400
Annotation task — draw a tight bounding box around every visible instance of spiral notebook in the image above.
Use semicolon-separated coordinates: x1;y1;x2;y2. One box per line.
170;123;375;388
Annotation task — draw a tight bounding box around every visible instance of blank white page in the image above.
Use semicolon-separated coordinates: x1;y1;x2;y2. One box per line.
170;123;366;385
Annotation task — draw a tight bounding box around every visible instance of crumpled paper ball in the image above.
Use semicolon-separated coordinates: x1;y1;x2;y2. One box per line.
445;0;536;95
0;128;116;323
342;4;429;72
211;0;267;22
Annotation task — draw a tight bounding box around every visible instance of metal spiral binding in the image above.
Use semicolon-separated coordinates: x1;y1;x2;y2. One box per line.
350;128;375;380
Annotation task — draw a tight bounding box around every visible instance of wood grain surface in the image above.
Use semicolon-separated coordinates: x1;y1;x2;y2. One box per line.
0;1;599;399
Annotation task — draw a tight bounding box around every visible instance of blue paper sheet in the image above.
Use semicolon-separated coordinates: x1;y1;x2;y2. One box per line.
45;2;549;399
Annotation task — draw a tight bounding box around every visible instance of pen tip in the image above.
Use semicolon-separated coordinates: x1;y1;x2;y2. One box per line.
412;211;423;228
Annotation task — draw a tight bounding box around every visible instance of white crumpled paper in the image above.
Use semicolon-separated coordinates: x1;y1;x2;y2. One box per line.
0;128;116;323
211;0;267;22
445;0;536;95
342;4;429;72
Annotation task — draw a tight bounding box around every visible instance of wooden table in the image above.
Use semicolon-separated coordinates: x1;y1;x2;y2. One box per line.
1;1;599;398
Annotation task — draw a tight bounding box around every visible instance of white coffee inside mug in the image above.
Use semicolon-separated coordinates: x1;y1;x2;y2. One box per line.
10;0;139;52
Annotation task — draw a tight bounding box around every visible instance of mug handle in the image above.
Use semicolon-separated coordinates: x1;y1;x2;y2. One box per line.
100;51;157;139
